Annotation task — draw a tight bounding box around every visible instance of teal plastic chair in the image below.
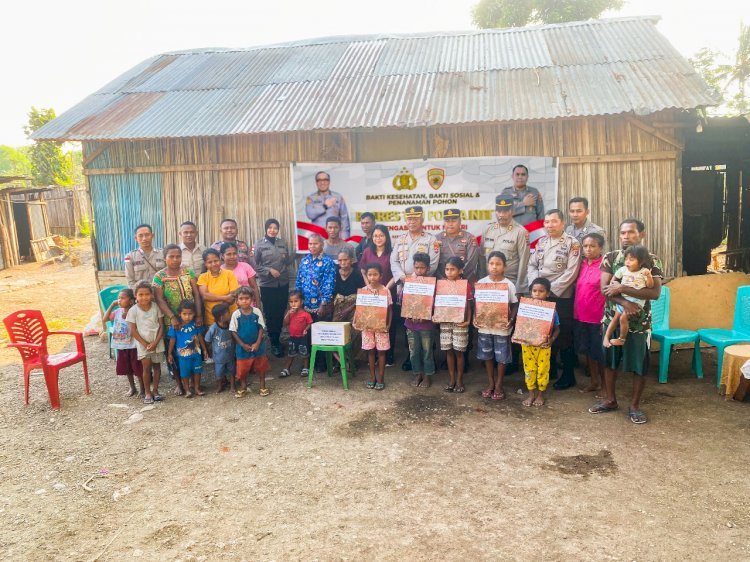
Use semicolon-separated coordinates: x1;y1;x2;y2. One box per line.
99;285;127;358
651;286;703;383
697;285;750;386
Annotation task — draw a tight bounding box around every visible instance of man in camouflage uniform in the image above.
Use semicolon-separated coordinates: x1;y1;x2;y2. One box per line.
305;170;351;239
500;164;544;226
125;224;166;289
480;195;530;294
589;218;662;425
436;208;479;283
527;209;582;390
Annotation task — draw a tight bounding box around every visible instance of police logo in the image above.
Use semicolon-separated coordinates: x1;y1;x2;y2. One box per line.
392;167;418;191
427;168;445;190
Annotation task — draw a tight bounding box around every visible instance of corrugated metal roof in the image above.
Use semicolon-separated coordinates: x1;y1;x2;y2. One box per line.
33;16;718;141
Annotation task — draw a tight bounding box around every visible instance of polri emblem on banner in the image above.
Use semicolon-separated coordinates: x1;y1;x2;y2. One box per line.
427;168;445;190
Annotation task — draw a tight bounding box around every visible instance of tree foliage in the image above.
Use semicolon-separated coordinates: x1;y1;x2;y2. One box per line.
0;145;32;177
23;107;72;186
690;23;750;116
472;0;624;29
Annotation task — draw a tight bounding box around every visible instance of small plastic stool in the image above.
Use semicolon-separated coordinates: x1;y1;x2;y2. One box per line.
308;342;356;390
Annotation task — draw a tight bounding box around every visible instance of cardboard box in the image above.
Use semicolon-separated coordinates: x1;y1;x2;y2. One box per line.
353;288;390;331
400;276;436;321
474;282;510;330
432;279;468;324
311;322;352;346
511;297;556;347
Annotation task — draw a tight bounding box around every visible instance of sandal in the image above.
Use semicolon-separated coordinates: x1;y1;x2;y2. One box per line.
588;402;618;414
143;396;154;405
628;409;647;424
374;382;385;391
259;388;270;397
279;368;291;378
481;388;493;398
366;380;376;389
234;389;247;398
444;385;456;393
153;394;164;402
491;391;505;401
454;385;465;393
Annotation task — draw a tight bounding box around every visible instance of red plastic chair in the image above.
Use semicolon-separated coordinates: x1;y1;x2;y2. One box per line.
3;310;90;409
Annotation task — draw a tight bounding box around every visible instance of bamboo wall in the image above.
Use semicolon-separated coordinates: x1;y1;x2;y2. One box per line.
84;111;683;284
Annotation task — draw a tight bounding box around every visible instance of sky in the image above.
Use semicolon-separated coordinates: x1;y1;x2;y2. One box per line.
2;0;748;147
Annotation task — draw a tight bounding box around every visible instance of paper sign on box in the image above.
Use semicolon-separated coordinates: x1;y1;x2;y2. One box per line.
474;282;509;330
511;297;556;347
401;276;436;321
432;279;468;324
311;322;352;346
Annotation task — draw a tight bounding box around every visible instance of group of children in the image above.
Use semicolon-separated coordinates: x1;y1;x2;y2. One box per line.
107;239;655;408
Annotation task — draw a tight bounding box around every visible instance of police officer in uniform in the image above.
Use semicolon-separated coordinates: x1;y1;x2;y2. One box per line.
125;223;166;289
436;208;479;282
480;196;531;294
527;209;582;390
305;171;351;239
390;206;440;370
565;196;606;244
500;164;544;226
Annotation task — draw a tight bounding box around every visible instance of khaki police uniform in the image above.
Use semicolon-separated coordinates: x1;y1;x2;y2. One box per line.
436;231;479;283
180;242;205;274
565;219;606;245
480;220;531;293
527;233;581;298
391;232;440;280
124;248;166;289
305;190;351;239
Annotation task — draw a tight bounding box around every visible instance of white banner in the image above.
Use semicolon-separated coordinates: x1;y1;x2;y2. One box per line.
517;302;555;322
292;156;558;252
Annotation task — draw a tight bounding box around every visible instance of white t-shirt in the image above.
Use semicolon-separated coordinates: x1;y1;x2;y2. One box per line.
125;303;164;355
476;275;518;336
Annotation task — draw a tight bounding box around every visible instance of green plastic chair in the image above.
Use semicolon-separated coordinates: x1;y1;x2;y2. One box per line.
308;342;356;390
650;286;702;384
697;285;750;386
98;285;127;358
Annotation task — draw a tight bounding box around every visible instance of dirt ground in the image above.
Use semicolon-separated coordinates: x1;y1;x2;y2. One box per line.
1;255;749;561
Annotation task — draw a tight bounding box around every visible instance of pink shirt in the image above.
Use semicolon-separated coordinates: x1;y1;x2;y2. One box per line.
222;261;256;287
574;256;605;324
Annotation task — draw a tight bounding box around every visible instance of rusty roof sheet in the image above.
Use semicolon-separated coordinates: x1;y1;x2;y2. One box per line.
33;16;718;141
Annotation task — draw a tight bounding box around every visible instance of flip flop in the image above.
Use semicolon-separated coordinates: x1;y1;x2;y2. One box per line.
588;402;618;414
628;409;647;424
491;391;505;401
366;381;376;389
234;389;247;398
481;389;492;398
375;383;385;391
153;394;164;402
454;385;465;393
143;396;154;405
444;385;456;393
260;388;270;397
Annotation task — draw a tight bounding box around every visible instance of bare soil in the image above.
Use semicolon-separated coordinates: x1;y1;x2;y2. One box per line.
0;258;749;561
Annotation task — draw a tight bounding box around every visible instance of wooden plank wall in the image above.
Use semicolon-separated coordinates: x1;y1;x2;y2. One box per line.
84;112;682;282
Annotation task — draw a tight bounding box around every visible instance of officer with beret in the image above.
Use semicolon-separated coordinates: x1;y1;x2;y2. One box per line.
305;170;351;239
480;196;531;294
436;208;479;283
527;209;582;390
500;164;545;226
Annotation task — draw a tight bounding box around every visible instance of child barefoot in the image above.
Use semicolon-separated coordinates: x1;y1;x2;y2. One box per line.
230;286;270;397
281;290;313;378
522;278;560;407
355;263;392;390
475;252;517;401
205;303;236;393
603;245;654;348
439;257;473;393
404;253;436;389
126;281;165;404
104;288;144;397
167;300;209;398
